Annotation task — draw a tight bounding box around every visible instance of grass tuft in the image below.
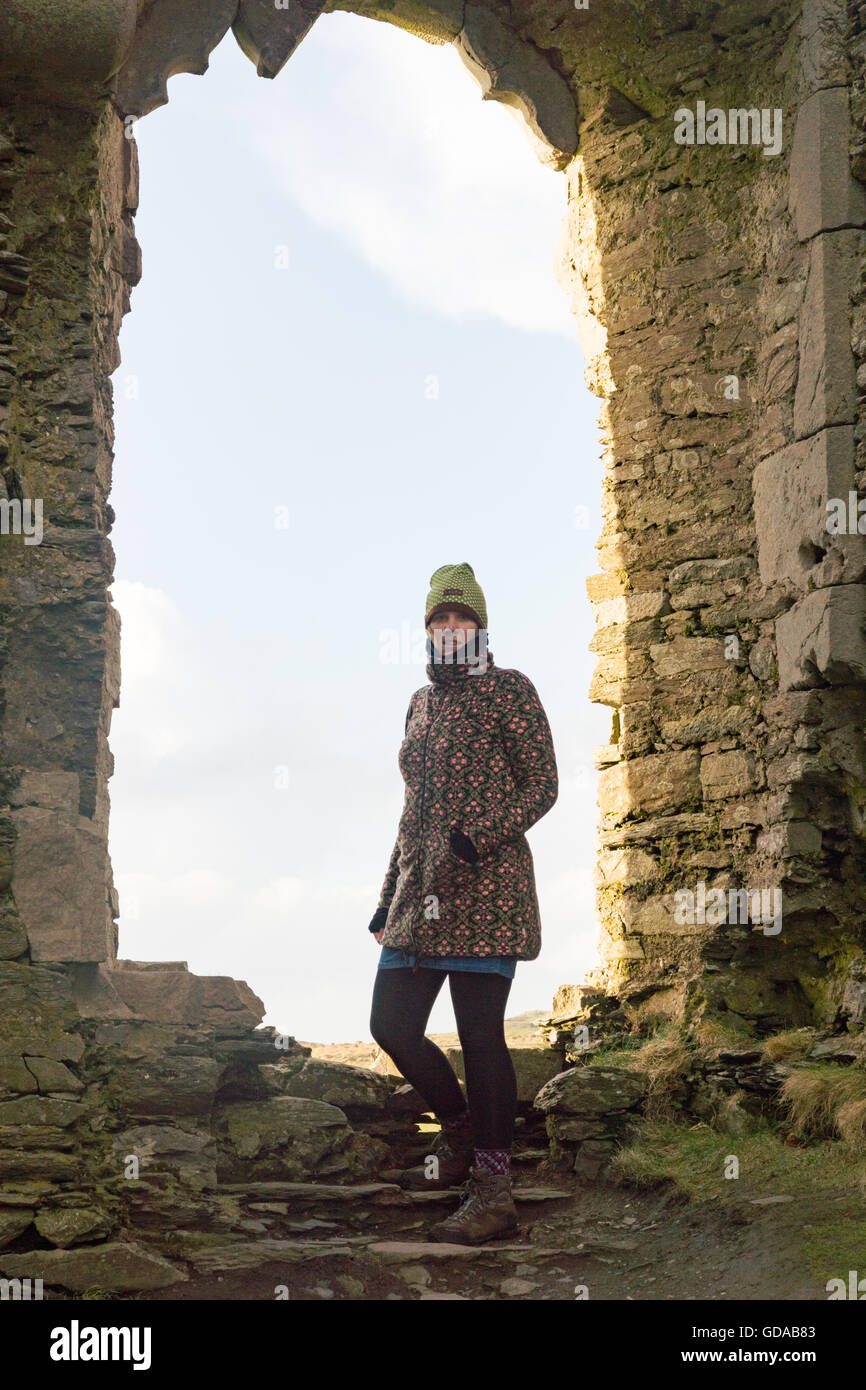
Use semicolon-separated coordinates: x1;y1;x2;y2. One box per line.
761;1029;815;1063
779;1064;866;1142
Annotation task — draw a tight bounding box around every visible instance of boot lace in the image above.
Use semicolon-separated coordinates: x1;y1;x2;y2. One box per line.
452;1173;485;1216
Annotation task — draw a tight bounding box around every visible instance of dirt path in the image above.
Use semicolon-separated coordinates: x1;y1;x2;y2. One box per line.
136;1173;830;1302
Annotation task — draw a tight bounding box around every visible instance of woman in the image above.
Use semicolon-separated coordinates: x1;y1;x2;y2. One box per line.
368;562;558;1245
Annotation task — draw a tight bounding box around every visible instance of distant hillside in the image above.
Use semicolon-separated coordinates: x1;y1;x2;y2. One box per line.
299;1008;548;1068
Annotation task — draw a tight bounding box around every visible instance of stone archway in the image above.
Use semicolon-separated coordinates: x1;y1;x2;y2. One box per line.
1;0;866;1048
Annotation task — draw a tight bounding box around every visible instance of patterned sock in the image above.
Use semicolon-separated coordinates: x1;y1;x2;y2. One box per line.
474;1148;510;1175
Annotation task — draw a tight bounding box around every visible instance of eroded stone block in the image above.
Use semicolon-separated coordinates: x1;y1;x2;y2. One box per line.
756;822;822;857
700;750;754;801
106;964;265;1027
615;894;705;937
776;585;866;689
594;591;667;627
0;0;139;91
597;930;645;964
232;0;326;78
794;231;861;439
10;807;112;962
455;4;578;167
799;0;850;97
0;1242;185;1293
9;772;79;812
790;86;866;240
753;425;857;587
533;1066;645;1116
598;750;701;820
113;0;238;117
595;847;658;887
649;637;728;678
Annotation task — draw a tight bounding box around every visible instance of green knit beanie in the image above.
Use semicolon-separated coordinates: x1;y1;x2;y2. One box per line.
424;562;488;630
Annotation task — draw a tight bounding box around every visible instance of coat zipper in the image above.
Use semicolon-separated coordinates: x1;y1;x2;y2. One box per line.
408;685;448;974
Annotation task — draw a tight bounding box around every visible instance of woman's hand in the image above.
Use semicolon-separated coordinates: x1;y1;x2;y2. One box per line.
368;905;389;940
449;828;480;864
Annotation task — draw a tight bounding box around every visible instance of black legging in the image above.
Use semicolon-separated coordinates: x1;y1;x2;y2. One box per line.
369;967;518;1149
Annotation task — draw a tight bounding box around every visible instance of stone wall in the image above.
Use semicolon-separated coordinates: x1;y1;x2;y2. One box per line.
0;96;128;976
551;0;866;1034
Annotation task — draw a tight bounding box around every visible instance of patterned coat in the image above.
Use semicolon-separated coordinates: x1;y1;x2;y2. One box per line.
373;649;558;960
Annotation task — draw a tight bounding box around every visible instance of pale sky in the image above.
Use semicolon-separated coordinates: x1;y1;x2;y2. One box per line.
107;11;609;1042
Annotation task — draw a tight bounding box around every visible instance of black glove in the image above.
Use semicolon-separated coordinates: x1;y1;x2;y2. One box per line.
449;829;479;864
368;905;389;934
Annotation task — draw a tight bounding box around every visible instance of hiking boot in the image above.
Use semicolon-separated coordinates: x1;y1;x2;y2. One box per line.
397;1111;475;1191
427;1165;520;1245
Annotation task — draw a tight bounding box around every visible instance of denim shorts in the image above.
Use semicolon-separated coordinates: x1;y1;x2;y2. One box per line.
377;945;516;979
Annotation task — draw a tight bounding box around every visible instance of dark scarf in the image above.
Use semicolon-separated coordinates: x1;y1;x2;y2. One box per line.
425;631;494;685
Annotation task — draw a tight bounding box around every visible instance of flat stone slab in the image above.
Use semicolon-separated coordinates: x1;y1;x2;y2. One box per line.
186;1233;574;1271
189;1239;356;1272
574;1237;639;1253
366;1241;567;1262
404;1185;572;1204
0;1209;34;1248
507;1186;573;1202
222;1181;401;1201
0;1241;185;1292
285;1219;339;1232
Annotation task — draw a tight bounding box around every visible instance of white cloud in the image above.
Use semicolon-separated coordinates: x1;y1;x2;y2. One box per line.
254;876;373;913
231;13;577;338
115;868;237;916
110;580;183;684
108;580;205;762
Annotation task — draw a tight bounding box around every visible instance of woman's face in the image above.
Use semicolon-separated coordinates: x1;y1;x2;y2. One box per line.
426;607;479;658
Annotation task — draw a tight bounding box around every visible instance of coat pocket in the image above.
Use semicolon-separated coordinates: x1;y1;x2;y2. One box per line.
425;827;475;905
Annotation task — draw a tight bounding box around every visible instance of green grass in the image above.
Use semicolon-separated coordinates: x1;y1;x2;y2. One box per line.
582;1039;645;1070
799;1220;866;1286
612;1115;866;1208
